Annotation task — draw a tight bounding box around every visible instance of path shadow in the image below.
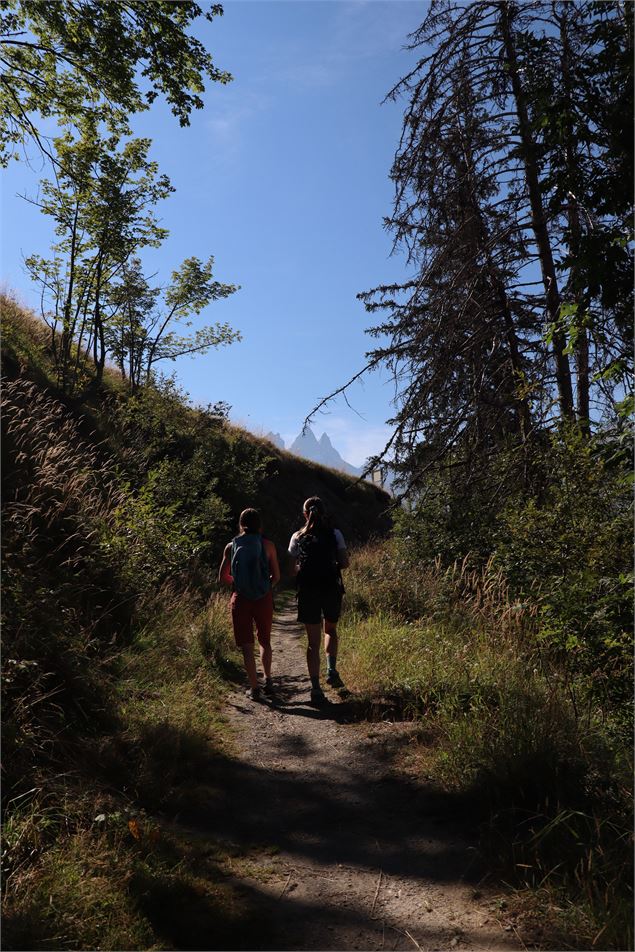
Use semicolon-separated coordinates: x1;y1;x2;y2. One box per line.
100;605;506;950
87;684;503;952
149;723;481;885
249;669;427;727
126;845;481;952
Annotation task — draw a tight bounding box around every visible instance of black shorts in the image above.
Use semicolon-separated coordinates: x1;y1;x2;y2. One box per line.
297;584;343;625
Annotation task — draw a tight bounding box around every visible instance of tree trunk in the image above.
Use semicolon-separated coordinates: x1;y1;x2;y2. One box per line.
93;256;106;385
575;323;590;430
499;1;575;420
60;203;80;392
557;3;590;431
454;106;532;443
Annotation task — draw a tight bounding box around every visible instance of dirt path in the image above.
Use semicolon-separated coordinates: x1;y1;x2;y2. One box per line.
204;603;523;951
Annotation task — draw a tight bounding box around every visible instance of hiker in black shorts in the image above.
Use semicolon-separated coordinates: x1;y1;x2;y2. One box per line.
288;496;349;705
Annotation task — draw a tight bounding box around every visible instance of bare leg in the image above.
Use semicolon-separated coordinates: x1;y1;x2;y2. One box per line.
324;620;338;661
241;645;259;689
259;641;272;679
254;595;273;680
305;623;322;679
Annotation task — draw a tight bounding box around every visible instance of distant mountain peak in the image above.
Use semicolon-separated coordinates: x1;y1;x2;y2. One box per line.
265;431;285;450
288;426;361;478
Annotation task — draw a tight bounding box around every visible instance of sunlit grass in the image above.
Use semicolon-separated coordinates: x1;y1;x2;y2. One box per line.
338;541;634;951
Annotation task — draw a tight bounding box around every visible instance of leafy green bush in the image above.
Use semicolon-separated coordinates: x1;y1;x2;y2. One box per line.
494;431;632;706
101;464;229;592
102;375;273;571
394;428;633;704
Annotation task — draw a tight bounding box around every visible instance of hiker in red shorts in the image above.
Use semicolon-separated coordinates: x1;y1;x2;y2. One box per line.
219;508;280;701
288;496;349;706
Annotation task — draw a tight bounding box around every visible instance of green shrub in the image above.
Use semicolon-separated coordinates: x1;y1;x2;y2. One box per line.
394;429;633;705
494;432;632;707
101;468;229;592
107;375;272;509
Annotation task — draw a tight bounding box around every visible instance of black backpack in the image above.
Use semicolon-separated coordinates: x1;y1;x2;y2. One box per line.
296;528;341;587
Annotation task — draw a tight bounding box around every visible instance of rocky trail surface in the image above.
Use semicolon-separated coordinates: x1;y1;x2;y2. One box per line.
181;602;523;951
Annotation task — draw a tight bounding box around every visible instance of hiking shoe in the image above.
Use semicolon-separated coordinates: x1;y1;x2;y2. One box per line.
326;670;343;688
310;687;327;707
245;686;261;701
262;679;276;697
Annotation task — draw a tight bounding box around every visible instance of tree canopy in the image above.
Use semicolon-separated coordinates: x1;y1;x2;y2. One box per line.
25;121;239;392
5;1;240;393
0;0;231;164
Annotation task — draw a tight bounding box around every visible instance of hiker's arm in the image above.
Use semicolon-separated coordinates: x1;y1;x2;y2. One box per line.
334;529;349;570
265;540;281;587
218;543;233;585
287;534;299;576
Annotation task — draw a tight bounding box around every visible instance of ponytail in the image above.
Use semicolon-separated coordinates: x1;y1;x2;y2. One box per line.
298;496;328;536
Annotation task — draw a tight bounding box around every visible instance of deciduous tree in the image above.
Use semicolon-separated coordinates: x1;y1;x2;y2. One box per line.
0;0;230;164
107;255;240;391
25;122;239;391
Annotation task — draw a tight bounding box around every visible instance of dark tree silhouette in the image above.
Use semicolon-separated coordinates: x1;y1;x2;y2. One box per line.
308;0;633;493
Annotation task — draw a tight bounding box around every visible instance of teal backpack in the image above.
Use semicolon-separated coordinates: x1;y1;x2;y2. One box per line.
230;533;271;600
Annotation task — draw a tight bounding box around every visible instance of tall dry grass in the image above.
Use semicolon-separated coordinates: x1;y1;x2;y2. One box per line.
338;540;633;950
2;593;244;952
1;374;241;948
2;377;131;800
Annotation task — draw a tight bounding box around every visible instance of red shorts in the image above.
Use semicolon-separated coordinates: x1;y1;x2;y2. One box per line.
230;590;273;647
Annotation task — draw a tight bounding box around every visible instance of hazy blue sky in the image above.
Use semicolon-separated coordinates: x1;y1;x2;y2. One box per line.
1;1;426;466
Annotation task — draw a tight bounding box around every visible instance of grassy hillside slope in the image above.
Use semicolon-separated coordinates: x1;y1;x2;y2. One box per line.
1;294;391;555
1;293;391;950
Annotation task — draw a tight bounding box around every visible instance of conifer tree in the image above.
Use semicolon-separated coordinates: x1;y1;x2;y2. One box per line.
310;1;633;491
